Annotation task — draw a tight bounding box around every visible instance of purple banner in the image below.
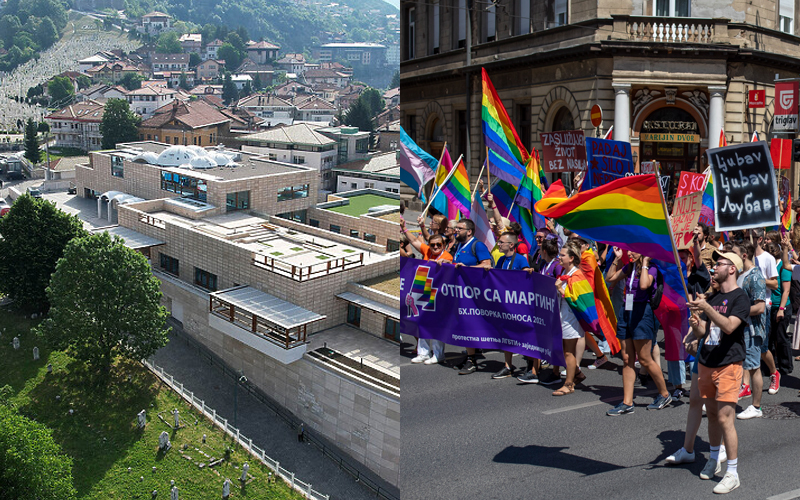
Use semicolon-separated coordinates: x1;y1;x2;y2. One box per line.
400;257;565;366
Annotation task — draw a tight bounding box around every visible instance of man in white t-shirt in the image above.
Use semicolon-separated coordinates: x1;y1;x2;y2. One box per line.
752;228;778;292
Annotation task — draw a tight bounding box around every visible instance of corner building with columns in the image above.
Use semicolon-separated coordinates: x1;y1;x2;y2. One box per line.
400;0;800;204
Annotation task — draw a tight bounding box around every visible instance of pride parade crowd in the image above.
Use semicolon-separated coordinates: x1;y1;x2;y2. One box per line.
400;172;800;495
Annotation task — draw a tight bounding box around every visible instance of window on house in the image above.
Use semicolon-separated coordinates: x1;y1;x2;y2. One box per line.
226;191;250;211
654;0;689;17
553;0;568;26
351;183;357;189
111;155;124;178
780;0;794;33
405;6;416;59
160;253;179;275
347;304;361;327
277;184;309;201
330;224;341;234
350;229;359;238
194;267;217;291
386;239;400;252
384;318;400;341
484;3;496;42
457;0;467;48
309;218;320;227
364;233;376;243
516;0;531;35
161;171;208;201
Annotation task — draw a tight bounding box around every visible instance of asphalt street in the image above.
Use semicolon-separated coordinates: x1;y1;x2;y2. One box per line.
400;333;800;500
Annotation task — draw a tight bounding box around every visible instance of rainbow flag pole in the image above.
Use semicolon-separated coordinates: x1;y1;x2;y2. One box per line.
655;164;691;300
420;154;465;219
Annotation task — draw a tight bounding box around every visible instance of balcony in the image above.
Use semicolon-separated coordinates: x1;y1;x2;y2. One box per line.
616;16;725;44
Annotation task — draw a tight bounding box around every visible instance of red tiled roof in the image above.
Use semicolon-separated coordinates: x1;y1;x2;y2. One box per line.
141;99;231;129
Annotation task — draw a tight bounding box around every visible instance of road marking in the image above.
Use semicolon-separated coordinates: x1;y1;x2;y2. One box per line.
767;489;800;500
542;389;659;414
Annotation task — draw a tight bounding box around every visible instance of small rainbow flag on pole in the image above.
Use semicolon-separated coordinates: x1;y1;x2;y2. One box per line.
482;68;528;184
782;191;792;234
698;172;715;227
437;149;471;216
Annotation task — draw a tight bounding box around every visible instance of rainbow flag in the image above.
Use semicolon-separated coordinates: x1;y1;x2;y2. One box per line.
516;150;545;212
652;259;689;362
534;174;675;262
782;192;792;234
719;129;728;147
431;148;463;220
482;69;528;184
580;250;619;355
490;178;537;250
561;269;602;336
437;150;471;216
698;173;715;227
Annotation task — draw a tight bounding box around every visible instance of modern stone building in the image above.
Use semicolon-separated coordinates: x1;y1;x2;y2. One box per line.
401;0;800;199
76;141;400;486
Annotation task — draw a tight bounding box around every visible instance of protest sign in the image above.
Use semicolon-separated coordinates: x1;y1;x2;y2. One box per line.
779;174;791;202
400;257;565;366
675;171;706;198
581;137;634;190
706;142;780;231
670;191;703;249
660;175;671;198
640;161;658;174
540;130;587;173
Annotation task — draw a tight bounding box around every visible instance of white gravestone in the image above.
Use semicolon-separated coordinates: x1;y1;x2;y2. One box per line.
172;408;180;428
241;463;249;482
12;336;19;350
171;486;178;500
137;410;146;429
158;431;171;451
33;347;39;360
222;479;230;498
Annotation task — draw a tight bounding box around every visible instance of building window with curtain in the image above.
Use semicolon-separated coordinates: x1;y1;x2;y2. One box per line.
654;0;690;17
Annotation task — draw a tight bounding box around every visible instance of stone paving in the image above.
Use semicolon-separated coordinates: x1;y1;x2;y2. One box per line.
307;324;400;376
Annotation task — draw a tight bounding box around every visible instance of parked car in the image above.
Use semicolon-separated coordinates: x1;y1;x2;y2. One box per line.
26;187;42;198
67;183;77;195
0;199;10;217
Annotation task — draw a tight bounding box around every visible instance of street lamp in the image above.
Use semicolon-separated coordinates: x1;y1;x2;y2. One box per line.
233;372;247;428
632;151;638;170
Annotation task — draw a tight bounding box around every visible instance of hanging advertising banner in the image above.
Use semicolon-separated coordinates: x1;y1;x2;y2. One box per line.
774;81;799;132
770;137;792;170
540;130;587;173
706;142;780;231
748;89;765;108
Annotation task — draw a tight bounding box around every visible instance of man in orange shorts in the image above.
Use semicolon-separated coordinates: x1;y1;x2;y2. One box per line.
688;250;750;494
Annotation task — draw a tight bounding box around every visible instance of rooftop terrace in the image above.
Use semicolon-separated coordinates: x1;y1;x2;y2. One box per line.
323;193;399;217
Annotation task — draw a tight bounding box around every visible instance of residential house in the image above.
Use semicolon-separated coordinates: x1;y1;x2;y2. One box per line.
138;11;172;35
237;93;295;128
275;53;306;75
151;53;189;73
179;33;202;54
383;87;399;108
295;96;336;125
204;39;224;61
78;83;128;103
196;59;224;81
86;61;144;84
245;40;280;64
376;120;399;154
126;86;178;119
375;105;400;128
274;81;315;100
45;100;106;152
316;43;388;67
303;68;350;89
235;59;275;88
78;54;111;73
335;84;366;112
138;99;232;147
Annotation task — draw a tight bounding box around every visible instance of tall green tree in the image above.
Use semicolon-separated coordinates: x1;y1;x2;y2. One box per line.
360;87;385;117
217;42;243;71
119;72;145;91
222;73;238;105
47;75;74;105
34;16;58;47
36;231;170;374
343;98;374;134
0;404;77;500
155;31;181;53
100;98;141;149
0;195;86;312
23;118;41;164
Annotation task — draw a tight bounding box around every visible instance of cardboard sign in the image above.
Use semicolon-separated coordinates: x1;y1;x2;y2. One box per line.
660;175;671;198
774;81;799;132
748;90;765;108
581;137;634;190
640;161;659;174
770;137;792;170
707;142;780;231
676;171;706;198
540;130;587;173
671;191;703;249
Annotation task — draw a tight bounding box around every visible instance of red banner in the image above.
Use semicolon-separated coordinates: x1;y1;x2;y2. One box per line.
540;130;587;173
774;82;799;132
675;171;706;198
748;90;765;108
771;138;792;170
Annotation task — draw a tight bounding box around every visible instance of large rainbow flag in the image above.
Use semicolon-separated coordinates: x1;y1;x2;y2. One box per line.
534;174;674;262
580;250;620;355
436;149;471;216
482;69;528;184
431;148;462;220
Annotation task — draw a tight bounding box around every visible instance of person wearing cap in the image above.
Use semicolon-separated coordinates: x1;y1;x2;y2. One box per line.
687;249;751;494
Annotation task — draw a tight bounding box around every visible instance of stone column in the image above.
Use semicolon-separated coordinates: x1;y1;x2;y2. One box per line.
107;200;113;222
97;197;102;219
708;86;727;148
612;83;632;143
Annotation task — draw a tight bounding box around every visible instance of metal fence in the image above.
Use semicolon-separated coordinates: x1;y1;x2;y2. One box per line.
166;325;400;500
142;358;330;500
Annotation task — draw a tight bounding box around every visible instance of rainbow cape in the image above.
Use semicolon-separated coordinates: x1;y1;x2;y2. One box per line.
436;149;471;216
482;68;528;184
561;268;602;336
580;250;620;355
534;174;675;262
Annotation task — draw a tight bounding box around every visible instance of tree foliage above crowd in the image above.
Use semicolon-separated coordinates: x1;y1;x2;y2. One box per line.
0;0;68;71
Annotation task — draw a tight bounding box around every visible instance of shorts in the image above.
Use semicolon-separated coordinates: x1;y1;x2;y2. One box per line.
616;301;656;341
743;328;763;370
698;362;744;403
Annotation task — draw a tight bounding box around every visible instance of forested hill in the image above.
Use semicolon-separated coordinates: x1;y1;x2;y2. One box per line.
119;0;397;53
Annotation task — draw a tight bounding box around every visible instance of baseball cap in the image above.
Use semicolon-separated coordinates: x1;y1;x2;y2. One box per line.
712;250;743;273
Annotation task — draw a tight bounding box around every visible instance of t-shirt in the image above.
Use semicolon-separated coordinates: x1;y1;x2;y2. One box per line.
622;263;658;303
496;253;530;271
420;242;453;262
770;261;792;308
453;238;493;266
697;288;750;368
737;266;767;341
539;258;563;279
755;250;778;280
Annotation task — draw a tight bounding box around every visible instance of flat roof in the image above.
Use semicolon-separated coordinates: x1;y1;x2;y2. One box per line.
324;194;399;217
360;273;401;296
337;292;398;320
211;286;325;329
93;225;165;249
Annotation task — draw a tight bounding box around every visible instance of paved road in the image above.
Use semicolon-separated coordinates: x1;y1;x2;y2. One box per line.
151;332;387;500
400;335;800;500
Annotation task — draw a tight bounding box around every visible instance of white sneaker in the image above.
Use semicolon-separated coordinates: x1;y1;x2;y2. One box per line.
665;447;695;465
423;356;440;365
634;361;641;368
560;369;567;377
737;405;763;420
411;355;430;364
713;471;740;494
718;446;727;464
700;459;720;480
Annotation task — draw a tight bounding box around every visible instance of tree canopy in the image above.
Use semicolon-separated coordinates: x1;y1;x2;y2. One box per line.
0;195;87;312
100;98;141;149
222;73;238;105
0;403;76;500
119;72;145;91
360;87;385;117
37;231;170;373
155;31;181;53
23;118;41;164
217;42;243;71
47;76;74;106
